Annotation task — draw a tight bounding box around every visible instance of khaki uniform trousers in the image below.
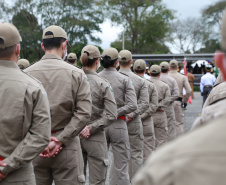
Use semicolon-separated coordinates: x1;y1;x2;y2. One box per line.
142;117;155;162
105;119;130;185
0;163;35;185
80;130;108;185
127;118;144;181
165;103;176;141
174;101;184;135
152;111;168;148
33;136;85;185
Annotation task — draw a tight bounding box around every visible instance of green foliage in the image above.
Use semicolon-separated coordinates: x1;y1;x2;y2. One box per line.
202;0;226;28
107;0;174;53
12;10;43;62
0;0;104;62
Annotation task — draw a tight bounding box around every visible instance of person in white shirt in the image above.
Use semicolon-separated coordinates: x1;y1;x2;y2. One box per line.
200;64;216;106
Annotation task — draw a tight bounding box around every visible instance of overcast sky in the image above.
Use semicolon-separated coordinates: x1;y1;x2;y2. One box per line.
94;0;220;51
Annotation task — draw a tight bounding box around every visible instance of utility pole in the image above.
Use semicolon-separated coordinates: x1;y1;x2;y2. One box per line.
122;30;125;50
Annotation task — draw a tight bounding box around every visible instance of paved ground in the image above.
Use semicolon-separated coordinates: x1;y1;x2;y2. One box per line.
55;92;202;185
184;92;202;132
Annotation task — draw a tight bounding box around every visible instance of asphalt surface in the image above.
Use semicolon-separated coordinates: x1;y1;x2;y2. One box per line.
184;92;202;132
54;92;203;185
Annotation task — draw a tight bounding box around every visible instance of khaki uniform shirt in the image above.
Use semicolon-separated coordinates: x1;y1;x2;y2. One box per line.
99;68;137;117
25;54;92;146
133;114;226;185
149;77;171;110
160;73;179;102
140;77;158;120
192;81;226;128
84;69;117;134
214;72;223;87
119;68;149;119
169;70;191;103
0;60;51;175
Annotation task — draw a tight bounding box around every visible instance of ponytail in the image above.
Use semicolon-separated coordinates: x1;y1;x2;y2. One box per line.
81;52;98;67
101;55;117;68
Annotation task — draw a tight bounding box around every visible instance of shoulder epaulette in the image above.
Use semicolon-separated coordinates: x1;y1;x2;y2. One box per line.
22;70;42;84
145;78;153;83
97;74;110;84
119;72;129;77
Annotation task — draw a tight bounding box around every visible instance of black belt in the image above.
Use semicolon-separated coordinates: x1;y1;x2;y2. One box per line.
176;97;183;102
204;85;212;88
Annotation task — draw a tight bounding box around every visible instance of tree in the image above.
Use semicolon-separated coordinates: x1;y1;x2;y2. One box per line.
202;0;226;29
104;0;174;53
0;0;104;62
196;39;221;53
12;10;43;62
169;17;213;53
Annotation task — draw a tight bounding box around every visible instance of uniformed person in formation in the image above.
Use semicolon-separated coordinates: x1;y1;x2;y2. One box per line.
99;48;137;185
160;62;179;140
149;65;171;147
67;52;77;65
79;45;117;185
25;25;92;185
132;8;226;185
133;59;158;161
17;58;30;69
0;23;51;184
200;64;216;106
168;60;191;135
118;50;149;180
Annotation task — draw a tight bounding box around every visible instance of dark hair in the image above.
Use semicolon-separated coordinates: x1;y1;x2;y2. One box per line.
68;59;76;64
161;68;168;73
81;52;98;67
119;60;130;67
135;69;145;74
0;45;16;58
170;65;177;70
101;55;117;68
151;73;160;77
43;34;66;50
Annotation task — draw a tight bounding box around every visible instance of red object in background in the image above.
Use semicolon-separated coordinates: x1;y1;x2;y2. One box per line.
183;60;192;104
215;51;226;81
0;156;4;161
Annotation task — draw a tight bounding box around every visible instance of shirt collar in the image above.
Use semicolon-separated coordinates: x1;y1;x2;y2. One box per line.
169;70;178;74
103;67;117;72
41;54;62;61
84;69;97;75
0;60;20;69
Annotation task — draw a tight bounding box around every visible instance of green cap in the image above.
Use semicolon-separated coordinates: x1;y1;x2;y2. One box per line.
160;61;170;69
0;23;22;49
18;59;30;68
169;60;178;67
42;25;67;40
134;59;146;70
119;50;132;62
81;45;100;59
102;47;118;60
150;65;161;74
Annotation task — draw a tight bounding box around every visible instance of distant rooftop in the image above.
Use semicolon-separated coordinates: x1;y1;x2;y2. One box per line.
132;53;214;63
